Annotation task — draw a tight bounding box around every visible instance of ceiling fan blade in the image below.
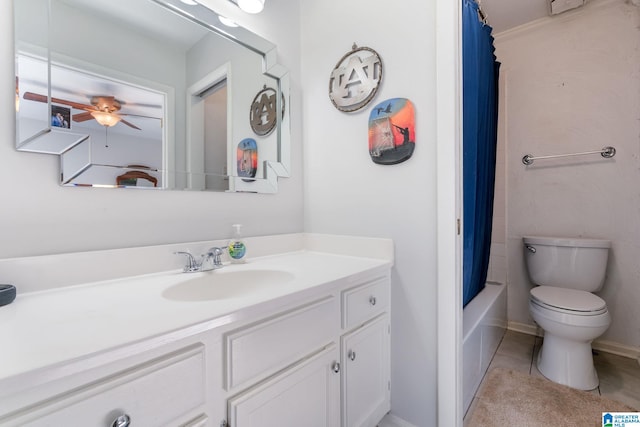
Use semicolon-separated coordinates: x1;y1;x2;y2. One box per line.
119;113;162;120
22;91;49;103
119;101;163;109
23;92;95;111
120;119;141;130
72;112;94;122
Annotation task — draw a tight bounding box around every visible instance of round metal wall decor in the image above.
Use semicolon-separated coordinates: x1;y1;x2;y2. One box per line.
249;85;285;136
329;44;383;112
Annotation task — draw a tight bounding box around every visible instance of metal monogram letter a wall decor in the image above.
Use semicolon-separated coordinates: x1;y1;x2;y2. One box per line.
250;85;285;136
329;44;383;112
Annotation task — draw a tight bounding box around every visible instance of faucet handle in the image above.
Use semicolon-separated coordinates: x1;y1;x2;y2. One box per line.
207;247;226;267
174;251;200;272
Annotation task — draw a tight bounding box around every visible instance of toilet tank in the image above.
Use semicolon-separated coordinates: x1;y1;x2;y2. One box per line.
523;236;611;292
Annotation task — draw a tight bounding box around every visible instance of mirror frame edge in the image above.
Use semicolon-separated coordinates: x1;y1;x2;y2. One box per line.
153;0;291;194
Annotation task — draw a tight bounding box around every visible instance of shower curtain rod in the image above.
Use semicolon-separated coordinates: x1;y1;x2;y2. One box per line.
521;146;616;165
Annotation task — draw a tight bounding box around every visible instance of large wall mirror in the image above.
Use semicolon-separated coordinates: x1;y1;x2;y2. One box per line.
14;0;290;193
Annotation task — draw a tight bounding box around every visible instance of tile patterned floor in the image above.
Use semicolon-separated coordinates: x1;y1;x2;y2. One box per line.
464;330;640;425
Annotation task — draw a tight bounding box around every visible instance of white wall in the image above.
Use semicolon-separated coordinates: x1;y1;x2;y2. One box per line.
300;0;439;425
487;80;507;284
60;131;163;187
0;0;303;258
495;0;640;349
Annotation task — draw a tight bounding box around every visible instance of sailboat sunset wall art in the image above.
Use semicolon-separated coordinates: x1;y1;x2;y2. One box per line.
368;98;415;165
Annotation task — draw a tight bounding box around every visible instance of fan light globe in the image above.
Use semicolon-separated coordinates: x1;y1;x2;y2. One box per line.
237;0;264;14
91;111;121;127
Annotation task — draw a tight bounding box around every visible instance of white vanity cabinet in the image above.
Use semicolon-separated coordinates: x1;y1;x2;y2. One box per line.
0;333;221;427
223;296;339;392
222;274;391;427
227;345;341;427
222;294;341;427
0;248;392;427
341;315;390;427
340;277;391;427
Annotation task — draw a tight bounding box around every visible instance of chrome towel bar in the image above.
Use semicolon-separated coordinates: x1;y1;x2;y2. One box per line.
522;146;616;165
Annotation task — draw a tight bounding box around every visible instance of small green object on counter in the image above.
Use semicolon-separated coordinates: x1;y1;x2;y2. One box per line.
228;224;247;263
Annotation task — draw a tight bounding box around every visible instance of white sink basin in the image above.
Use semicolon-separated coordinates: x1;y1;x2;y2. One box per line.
162;269;296;301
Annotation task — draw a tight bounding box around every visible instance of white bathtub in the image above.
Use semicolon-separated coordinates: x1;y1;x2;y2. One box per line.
463;282;507;414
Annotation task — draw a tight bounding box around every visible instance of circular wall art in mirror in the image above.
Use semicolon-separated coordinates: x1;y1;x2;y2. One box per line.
249;85;285;136
329;44;383;112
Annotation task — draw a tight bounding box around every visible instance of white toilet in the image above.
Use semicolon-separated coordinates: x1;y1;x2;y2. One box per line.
523;236;611;390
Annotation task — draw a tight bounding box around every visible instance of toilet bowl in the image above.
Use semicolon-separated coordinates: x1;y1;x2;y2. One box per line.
524;236;611;390
529;287;610;390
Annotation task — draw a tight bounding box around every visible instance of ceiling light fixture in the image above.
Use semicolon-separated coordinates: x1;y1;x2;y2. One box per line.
91;111;121;127
179;0;199;5
236;0;264;14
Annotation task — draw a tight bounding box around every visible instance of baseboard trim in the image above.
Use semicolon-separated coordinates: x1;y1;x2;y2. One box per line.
507;321;640;360
507;321;542;337
592;339;640;360
378;413;418;427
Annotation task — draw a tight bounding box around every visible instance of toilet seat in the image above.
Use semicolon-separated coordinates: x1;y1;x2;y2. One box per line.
530;286;608;316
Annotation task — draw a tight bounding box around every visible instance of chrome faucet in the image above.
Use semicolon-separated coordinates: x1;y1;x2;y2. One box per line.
174;247;225;273
207;247;225;268
174;251;200;272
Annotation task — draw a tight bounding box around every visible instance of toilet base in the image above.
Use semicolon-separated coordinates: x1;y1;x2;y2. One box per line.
537;334;599;390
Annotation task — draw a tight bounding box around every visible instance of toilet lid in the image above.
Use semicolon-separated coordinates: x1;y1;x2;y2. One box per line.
530;286;607;313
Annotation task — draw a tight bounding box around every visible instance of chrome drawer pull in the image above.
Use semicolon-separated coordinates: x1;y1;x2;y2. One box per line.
111;414;131;427
348;350;356;361
369;296;377;306
332;361;341;373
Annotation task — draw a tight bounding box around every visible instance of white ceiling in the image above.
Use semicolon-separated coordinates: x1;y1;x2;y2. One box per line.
59;0;208;50
479;0;551;33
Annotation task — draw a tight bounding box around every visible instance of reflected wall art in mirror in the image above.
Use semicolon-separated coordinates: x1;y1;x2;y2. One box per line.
14;0;290;193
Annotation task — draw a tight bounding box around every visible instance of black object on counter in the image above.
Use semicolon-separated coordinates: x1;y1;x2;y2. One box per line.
0;284;16;307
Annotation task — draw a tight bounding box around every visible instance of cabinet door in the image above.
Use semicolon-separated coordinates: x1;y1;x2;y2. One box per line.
342;315;390;427
227;345;340;427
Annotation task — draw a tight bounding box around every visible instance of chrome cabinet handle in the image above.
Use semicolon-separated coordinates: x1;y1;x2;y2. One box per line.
332;361;341;373
525;245;536;253
348;350;356;361
111;414;130;427
369;296;377;306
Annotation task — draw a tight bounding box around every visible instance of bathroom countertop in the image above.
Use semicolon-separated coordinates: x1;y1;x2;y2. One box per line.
0;250;391;384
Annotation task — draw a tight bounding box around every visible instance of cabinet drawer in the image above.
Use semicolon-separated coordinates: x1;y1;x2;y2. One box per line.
227;345;340;427
342;277;389;330
225;296;337;391
3;345;206;427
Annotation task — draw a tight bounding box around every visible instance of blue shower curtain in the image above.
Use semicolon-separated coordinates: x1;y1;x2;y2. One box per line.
462;0;500;307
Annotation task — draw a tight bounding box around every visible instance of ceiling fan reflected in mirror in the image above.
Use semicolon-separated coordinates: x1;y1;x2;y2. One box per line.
22;92;161;130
